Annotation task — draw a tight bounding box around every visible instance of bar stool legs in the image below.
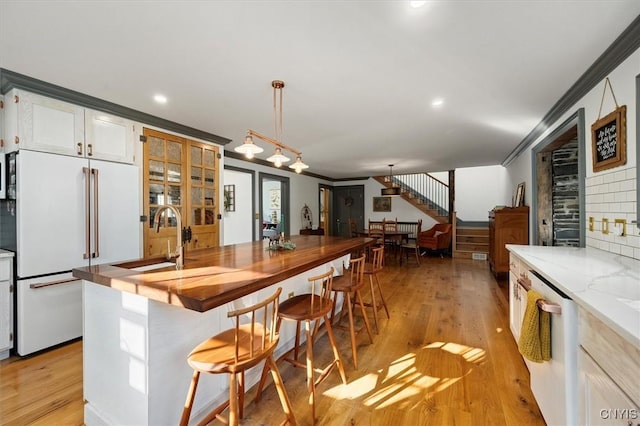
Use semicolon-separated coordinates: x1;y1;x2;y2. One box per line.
255;268;346;425
362;246;390;334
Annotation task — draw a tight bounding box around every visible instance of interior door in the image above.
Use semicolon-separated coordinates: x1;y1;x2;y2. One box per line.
17;150;87;277
332;185;364;237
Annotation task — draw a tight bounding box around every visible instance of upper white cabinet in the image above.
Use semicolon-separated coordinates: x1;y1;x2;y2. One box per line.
85;108;134;163
3;89;134;164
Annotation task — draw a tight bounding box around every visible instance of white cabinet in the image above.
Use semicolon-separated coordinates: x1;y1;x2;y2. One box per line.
579;348;639;425
0;254;14;360
84;108;134;163
508;255;528;342
3;89;134;164
579;308;640;425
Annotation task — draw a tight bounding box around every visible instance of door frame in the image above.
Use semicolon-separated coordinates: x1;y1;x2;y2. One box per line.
224;165;256;242
531;108;586;247
258;172;290;238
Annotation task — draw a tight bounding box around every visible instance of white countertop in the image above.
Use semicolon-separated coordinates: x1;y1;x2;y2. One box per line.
0;249;14;258
507;245;640;349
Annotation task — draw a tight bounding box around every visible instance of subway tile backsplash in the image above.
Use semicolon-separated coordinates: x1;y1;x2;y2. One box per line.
585;166;639;260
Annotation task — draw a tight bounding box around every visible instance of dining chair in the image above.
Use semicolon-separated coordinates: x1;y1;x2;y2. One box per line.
400;219;422;266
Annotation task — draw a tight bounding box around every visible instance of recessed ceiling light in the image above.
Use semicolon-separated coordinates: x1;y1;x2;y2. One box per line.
431;98;444;107
153;94;168;104
410;1;427;8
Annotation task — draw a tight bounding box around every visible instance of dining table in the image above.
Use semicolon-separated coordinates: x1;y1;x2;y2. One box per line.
357;229;411;262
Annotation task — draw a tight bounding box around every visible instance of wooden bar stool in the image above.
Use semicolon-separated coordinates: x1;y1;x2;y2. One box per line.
255;267;347;425
331;254;374;369
180;288;296;426
361;246;390;334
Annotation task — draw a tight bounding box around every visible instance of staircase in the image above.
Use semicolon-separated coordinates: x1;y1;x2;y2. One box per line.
454;226;489;260
374;173;449;223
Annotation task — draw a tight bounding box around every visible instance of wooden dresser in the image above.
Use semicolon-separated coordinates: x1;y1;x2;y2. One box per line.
488;206;529;276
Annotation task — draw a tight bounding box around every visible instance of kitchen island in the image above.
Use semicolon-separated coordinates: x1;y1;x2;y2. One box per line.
73;235;372;426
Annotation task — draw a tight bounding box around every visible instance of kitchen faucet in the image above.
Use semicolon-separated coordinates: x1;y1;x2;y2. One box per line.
154;205;184;270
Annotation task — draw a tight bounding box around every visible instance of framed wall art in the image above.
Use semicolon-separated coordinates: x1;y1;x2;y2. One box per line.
373;196;391;212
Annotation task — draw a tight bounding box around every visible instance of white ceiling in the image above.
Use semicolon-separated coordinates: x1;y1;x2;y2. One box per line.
1;1;639;179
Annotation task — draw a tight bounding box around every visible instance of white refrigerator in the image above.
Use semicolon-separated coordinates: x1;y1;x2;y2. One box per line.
13;150;140;355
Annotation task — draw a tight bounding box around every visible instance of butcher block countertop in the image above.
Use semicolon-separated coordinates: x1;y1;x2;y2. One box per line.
72;235;372;312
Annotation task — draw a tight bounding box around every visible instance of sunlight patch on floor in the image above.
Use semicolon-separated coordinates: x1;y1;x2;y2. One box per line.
324;342;486;409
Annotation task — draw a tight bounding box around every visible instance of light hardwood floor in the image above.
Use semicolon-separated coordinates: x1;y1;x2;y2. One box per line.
0;257;545;425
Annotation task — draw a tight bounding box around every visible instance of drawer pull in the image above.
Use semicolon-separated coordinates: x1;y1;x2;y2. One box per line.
29;278;78;289
517;277;562;314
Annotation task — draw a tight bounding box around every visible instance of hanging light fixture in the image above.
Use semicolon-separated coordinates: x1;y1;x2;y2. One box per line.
234;133;263;159
237;80;309;172
381;164;402;196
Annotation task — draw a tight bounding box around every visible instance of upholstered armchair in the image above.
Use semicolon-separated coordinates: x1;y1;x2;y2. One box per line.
417;223;452;256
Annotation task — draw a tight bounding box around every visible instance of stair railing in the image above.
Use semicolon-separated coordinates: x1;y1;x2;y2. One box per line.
393;173;449;217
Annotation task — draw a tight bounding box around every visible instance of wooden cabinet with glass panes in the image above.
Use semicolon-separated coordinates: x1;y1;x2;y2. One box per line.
143;128;220;258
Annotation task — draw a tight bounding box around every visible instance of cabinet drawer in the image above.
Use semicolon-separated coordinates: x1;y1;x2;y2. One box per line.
579;308;640;405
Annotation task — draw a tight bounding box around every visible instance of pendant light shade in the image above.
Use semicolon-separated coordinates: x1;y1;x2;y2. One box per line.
234;134;264;159
289;155;309;173
381;164;401;196
266;147;290;167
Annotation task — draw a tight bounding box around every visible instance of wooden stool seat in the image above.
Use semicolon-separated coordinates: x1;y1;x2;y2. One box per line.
330;255;373;369
180;288;296;426
256;268;346;425
400;241;421;266
186;323;274;374
277;294;333;322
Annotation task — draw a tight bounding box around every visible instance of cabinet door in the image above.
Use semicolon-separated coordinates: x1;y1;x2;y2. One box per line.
85;109;134;164
0;259;12;354
18;90;85;156
17;151;88;277
90;159;140;265
508;271;519;341
579;348;639;425
186;141;219;250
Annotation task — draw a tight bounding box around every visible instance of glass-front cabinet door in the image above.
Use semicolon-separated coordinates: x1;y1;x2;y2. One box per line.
143;128;220;258
144;129;184;258
187;141;219;250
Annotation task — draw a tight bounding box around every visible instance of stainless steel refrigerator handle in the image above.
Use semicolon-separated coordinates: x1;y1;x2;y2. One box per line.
83;167;91;259
92;168;99;258
30;278;78;289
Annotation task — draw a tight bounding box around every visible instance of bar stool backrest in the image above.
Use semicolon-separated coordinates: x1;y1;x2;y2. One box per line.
347;255;366;290
308;267;335;315
371;246;384;273
227;287;282;364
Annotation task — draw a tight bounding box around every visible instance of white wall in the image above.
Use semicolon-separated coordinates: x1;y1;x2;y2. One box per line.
222;169;253;245
336;178;438;230
223;156;333;237
455;165;509;222
505;49;639;259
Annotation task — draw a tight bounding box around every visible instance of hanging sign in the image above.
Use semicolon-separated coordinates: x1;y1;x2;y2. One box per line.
591;105;626;172
591;78;626;172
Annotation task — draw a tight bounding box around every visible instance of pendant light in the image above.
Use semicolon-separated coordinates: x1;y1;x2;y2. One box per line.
239;80;309;172
381;164;401;196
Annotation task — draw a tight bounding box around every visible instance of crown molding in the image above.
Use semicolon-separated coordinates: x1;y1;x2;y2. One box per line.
0;68;231;146
503;15;640;166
